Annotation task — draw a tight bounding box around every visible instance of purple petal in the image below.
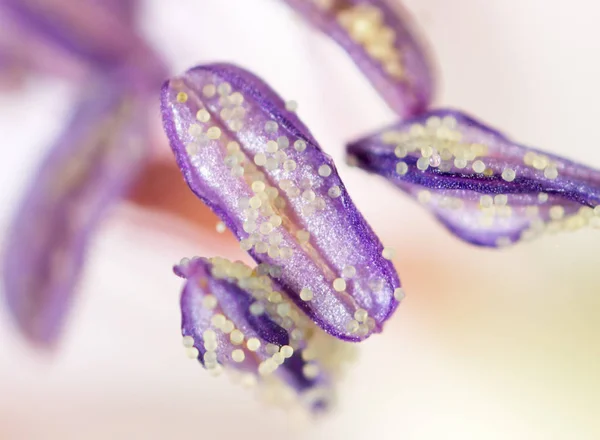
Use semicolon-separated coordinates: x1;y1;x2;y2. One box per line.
177;257;347;411
2;77;149;346
0;0;164;81
161;63;401;341
0;9;84;84
347;109;600;247
281;0;433;117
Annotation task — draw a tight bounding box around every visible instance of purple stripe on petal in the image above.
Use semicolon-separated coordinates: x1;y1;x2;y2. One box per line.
2;77;149;346
281;0;433;117
161;64;400;341
177;257;340;411
347;109;600;247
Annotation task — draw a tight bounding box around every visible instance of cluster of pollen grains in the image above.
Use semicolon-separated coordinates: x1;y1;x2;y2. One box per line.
337;4;404;79
181;79;248;158
183;258;355;411
384;115;563;184
383;115;491;176
523;151;559;180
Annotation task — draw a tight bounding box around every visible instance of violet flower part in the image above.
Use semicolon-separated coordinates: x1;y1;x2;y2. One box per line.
161;63;401;341
3;78;149;346
281;0;433;117
0;0;164;80
0;9;84;84
347;109;600;247
177;257;345;412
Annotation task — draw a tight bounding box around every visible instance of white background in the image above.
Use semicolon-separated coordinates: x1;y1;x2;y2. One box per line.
2;0;600;438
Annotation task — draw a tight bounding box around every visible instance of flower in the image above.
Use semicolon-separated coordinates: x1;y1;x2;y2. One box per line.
347;109;600;247
281;0;433;117
161;64;402;342
1;0;168;346
177;256;355;412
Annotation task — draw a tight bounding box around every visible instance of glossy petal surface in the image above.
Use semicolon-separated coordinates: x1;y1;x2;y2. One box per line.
348;109;600;247
161;63;400;341
282;0;433;117
177;257;354;411
3;78;148;346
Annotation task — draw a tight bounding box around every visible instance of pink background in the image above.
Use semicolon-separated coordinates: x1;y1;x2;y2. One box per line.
1;0;600;438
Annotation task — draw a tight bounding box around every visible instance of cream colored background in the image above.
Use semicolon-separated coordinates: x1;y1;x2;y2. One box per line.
1;0;600;438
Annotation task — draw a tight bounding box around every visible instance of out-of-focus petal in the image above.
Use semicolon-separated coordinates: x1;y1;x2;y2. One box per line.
0;0;165;80
0;10;84;86
281;0;433;117
347;109;600;247
2;77;149;346
161;63;401;341
177;257;354;412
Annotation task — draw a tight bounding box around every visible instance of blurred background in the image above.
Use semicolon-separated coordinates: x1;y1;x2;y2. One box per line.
2;0;600;438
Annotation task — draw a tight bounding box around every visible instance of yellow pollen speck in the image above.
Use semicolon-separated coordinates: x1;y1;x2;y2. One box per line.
266;344;280;355
294;139;307;152
328;185;341;198
285;100;298;112
382;247;395;260
345;319;359;333
249;302;265;316
494;194;508;206
472;160;486;173
394;287;405;301
202;329;216;341
296;230;310;243
333;278;346;292
176;92;188;103
265;121;278;133
251;181;266;193
232;349;245;363
480;195;493;208
202;84;216;98
416;156;429;171
283;160;297;171
538;193;549;203
502;168;516;182
182;336;195;348
211;314;226;329
207;127;221;139
254;153;267;166
300;288;313;301
544;166;559;180
342;265;356;278
266;140;278;153
216;222;226;233
221;320;234;334
396;161;408;175
217;82;231;96
196;108;210;122
202;295;218;310
204;339;217;352
247;338;261;351
269;215;282;227
230;329;244;345
318;164;332;177
354;309;368;323
281;345;294;358
302;190;316;202
249;196;262;209
303;363;320;379
186;347;199;359
454;158;467;169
